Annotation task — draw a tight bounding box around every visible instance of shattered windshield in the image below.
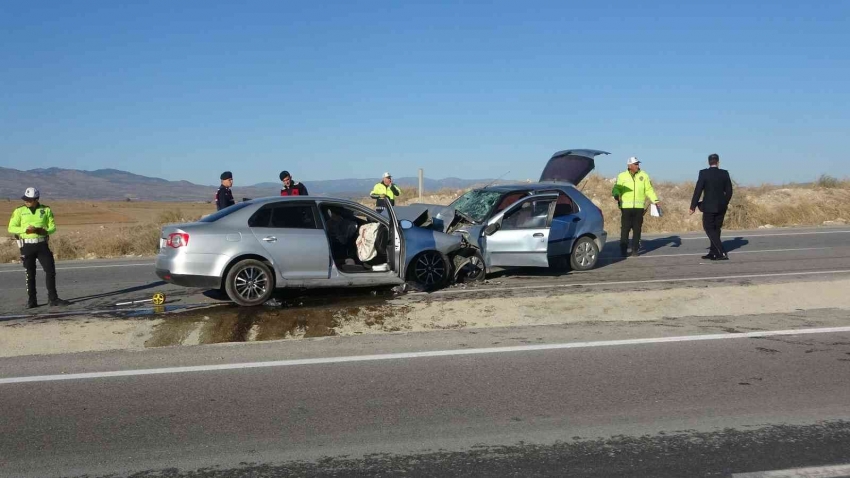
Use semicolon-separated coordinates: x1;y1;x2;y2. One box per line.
449;190;504;223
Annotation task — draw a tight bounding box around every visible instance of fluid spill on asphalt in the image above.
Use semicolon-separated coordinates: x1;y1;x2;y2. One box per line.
144;289;412;348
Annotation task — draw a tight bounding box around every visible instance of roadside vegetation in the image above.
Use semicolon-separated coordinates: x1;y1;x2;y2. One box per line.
1;177;848;263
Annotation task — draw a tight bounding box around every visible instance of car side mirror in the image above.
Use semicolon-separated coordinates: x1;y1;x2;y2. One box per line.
399;220;413;230
484;222;500;236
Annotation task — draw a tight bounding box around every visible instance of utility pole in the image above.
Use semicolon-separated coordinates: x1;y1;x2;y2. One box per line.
418;168;424;201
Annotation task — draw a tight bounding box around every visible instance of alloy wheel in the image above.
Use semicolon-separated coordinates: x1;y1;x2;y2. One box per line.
234;266;269;301
414;251;447;287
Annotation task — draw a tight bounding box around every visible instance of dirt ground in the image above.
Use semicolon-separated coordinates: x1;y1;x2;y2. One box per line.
2;278;849;358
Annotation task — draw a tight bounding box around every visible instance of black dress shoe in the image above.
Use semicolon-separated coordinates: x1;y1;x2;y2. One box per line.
701;254;716;260
714;254;729;261
49;298;71;306
26;302;38;309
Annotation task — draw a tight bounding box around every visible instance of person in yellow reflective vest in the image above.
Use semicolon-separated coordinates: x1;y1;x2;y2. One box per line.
7;187;70;308
612;157;662;257
370;172;401;213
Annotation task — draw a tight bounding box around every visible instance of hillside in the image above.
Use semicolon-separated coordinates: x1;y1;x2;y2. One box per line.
0;167;496;201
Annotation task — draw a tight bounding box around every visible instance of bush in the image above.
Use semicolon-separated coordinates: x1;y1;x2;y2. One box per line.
157;208;201;225
816;175;844;189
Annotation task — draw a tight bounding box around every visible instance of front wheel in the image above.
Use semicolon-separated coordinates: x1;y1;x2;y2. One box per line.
224;259;274;306
453;251;486;283
570;237;599;271
409;250;450;291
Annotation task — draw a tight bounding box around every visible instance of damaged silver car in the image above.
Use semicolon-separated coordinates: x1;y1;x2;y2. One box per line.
156;198;467;306
396;149;609;281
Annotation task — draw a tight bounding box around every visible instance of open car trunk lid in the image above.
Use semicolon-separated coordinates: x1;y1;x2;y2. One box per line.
539;149;610;184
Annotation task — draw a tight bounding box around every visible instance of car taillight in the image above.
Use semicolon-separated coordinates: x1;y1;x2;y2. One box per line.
166;233;189;248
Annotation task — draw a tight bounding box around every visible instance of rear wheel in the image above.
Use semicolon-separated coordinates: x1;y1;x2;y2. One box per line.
570;237;599;271
409;251;450;291
225;259;274;306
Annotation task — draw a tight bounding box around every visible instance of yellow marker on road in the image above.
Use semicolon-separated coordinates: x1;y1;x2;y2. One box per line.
152;292;166;305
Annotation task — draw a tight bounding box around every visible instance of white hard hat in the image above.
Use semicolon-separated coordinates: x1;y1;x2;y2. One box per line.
627;156;641;165
22;187;40;200
383;172;392;178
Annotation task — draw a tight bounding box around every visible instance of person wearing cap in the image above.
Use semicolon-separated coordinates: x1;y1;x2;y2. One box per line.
7;188;70;308
690;153;733;260
215;171;235;211
370;172;401;212
279;170;309;196
612;157;661;257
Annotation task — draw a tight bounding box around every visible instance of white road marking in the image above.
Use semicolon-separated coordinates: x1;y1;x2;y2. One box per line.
621;247;832;259
427;269;850;296
2;326;850;385
733;463;850;477
0;263;154;274
678;230;850;240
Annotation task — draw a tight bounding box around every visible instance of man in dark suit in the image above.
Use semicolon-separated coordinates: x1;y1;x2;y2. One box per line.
690;153;733;260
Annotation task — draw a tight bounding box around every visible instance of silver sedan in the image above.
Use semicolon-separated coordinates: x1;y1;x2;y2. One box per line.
156;198;467;306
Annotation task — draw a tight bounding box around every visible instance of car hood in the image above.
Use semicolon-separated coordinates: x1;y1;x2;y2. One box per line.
539;149;610;184
394;204;455;232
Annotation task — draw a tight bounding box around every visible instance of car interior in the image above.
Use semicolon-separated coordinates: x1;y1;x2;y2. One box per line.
320;205;389;273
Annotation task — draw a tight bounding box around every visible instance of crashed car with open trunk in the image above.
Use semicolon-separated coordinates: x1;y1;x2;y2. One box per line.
395;149;609;281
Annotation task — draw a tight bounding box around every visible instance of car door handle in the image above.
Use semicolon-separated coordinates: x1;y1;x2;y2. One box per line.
533;233;544;238
262;236;277;242
572;217;581;223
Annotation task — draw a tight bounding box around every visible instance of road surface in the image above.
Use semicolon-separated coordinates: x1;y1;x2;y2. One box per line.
1;225;850;317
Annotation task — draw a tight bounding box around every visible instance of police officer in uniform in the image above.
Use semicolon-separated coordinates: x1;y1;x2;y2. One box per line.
215;171;235;211
612;157;661;257
7;187;70;308
370;172;401;213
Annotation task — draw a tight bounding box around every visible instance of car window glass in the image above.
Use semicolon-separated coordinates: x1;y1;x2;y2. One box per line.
271;204;318;229
494;192;528;214
199;201;252;222
248;206;273;227
553;192;576;217
501;199;554;230
450;190;504;223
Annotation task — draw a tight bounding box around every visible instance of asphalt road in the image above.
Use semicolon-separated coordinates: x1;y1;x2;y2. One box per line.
1;225;850;318
1;320;850;477
2;225;850;476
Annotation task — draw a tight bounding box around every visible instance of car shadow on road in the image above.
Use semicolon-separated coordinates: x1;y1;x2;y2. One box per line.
68;281;168;304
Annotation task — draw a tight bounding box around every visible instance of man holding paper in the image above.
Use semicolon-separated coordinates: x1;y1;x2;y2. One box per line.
690;153;734;260
612;157;661;257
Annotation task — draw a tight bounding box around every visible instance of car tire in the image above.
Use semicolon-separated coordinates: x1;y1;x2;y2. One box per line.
570;236;599;271
224;259;275;306
453;250;486;283
408;250;451;291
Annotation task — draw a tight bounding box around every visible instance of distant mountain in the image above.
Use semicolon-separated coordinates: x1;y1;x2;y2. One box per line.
0;167;500;202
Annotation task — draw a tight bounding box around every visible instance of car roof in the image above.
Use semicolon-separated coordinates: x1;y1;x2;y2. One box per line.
476;182;578;193
246;196;364;206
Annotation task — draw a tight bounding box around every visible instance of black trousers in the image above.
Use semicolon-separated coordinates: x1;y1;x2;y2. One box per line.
21;242;58;303
620;208;645;251
702;211;727;257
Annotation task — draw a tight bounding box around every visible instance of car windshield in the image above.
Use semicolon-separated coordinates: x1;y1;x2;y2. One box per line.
198;202;252;222
450;190;504;223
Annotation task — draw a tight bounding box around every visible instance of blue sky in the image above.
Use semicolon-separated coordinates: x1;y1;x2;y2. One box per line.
2;1;848;186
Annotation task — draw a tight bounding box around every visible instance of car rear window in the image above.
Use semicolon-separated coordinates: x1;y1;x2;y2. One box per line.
198;202;252;222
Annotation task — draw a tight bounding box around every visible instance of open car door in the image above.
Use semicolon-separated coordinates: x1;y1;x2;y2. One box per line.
539;149;610;184
381;198;405;279
483;192;559;268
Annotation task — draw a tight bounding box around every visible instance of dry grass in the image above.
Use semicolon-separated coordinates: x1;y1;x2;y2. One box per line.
363;175;850;235
1;201;212;263
2;180;849;263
